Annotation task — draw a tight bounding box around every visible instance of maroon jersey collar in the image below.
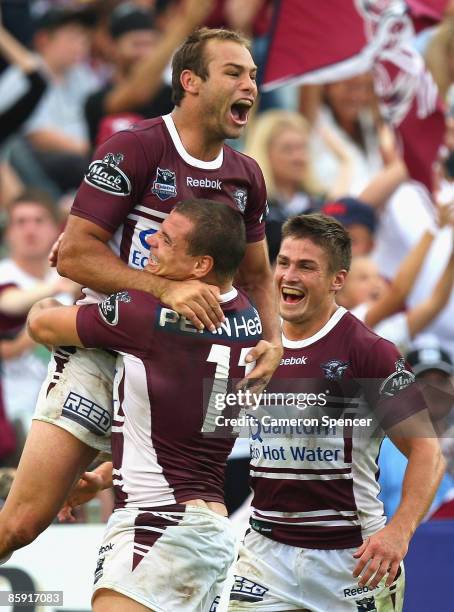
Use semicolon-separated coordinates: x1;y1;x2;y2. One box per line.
281;306;347;349
163;114;224;170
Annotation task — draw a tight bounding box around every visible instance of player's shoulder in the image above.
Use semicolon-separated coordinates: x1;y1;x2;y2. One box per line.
223;143;263;176
342;311;401;371
103;116;166;149
98;289;158;325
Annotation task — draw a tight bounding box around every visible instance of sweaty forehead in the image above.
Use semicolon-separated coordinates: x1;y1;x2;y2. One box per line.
204;39;254;69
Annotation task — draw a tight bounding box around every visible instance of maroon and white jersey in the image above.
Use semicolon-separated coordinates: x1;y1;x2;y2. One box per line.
71;114;267;304
76;286;262;508
249;307;426;549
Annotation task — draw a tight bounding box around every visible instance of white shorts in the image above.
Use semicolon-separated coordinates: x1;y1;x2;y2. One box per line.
229;530;405;612
33;346;116;453
93;505;236;612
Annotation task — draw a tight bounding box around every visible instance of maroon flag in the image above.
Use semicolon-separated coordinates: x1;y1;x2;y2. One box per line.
263;0;445;190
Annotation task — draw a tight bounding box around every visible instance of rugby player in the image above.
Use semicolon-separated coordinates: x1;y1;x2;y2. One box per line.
229;214;445;612
0;27;281;555
23;199;261;611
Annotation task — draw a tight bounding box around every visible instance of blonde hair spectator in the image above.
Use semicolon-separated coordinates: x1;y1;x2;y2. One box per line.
244;109;320;201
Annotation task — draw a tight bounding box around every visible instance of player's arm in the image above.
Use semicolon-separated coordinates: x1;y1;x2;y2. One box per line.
353;411;445;589
235;239;282;386
27;298;83;347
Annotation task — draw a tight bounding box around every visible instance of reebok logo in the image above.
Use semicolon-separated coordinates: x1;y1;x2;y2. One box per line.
280;356;307;366
187;177;222;190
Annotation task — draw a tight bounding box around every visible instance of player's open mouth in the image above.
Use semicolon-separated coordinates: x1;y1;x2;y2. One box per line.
281;287;305;304
149;252;159;264
230;100;252;126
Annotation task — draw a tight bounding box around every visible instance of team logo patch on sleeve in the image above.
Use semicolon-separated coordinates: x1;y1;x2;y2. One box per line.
321;359;349;381
98;291;131;326
151;167;177;201
85;152;131;195
379;357;415;397
233;188;248;212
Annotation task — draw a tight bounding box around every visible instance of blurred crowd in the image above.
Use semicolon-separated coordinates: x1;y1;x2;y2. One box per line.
0;0;454;522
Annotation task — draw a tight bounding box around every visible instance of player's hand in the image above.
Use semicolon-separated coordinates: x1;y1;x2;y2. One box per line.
238;340;282;394
57;471;104;523
48;233;64;268
352;524;408;589
159;278;225;332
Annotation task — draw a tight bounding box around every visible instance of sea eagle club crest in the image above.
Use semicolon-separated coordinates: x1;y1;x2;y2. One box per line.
233;188;248;212
321;359;349;381
152;167;177;201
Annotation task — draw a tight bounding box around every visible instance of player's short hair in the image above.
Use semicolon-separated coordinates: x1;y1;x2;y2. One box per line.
174;199;246;281
281;213;352;272
7;189;60;225
171;27;251;106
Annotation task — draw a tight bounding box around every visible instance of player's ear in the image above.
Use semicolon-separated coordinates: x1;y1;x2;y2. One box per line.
180;69;202;96
331;269;348;293
193;255;214;279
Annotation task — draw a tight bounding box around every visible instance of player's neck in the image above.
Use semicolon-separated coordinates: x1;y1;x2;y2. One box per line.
282;303;339;342
171;109;223;161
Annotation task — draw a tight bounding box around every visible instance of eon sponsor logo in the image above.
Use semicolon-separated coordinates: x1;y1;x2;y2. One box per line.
280;356;307;366
187;177;222;190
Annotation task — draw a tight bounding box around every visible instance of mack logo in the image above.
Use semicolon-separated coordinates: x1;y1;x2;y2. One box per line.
379;358;415;397
186;177;222;190
85;152;131;196
152;167;177;201
281;355;307;366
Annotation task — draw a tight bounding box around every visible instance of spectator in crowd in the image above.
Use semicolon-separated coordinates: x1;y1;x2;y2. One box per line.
379;341;454;518
321;198;377;256
0;5;98;197
300;75;383;196
84;0;212;146
244;110;351;260
0;190;78;453
337;207;454;354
